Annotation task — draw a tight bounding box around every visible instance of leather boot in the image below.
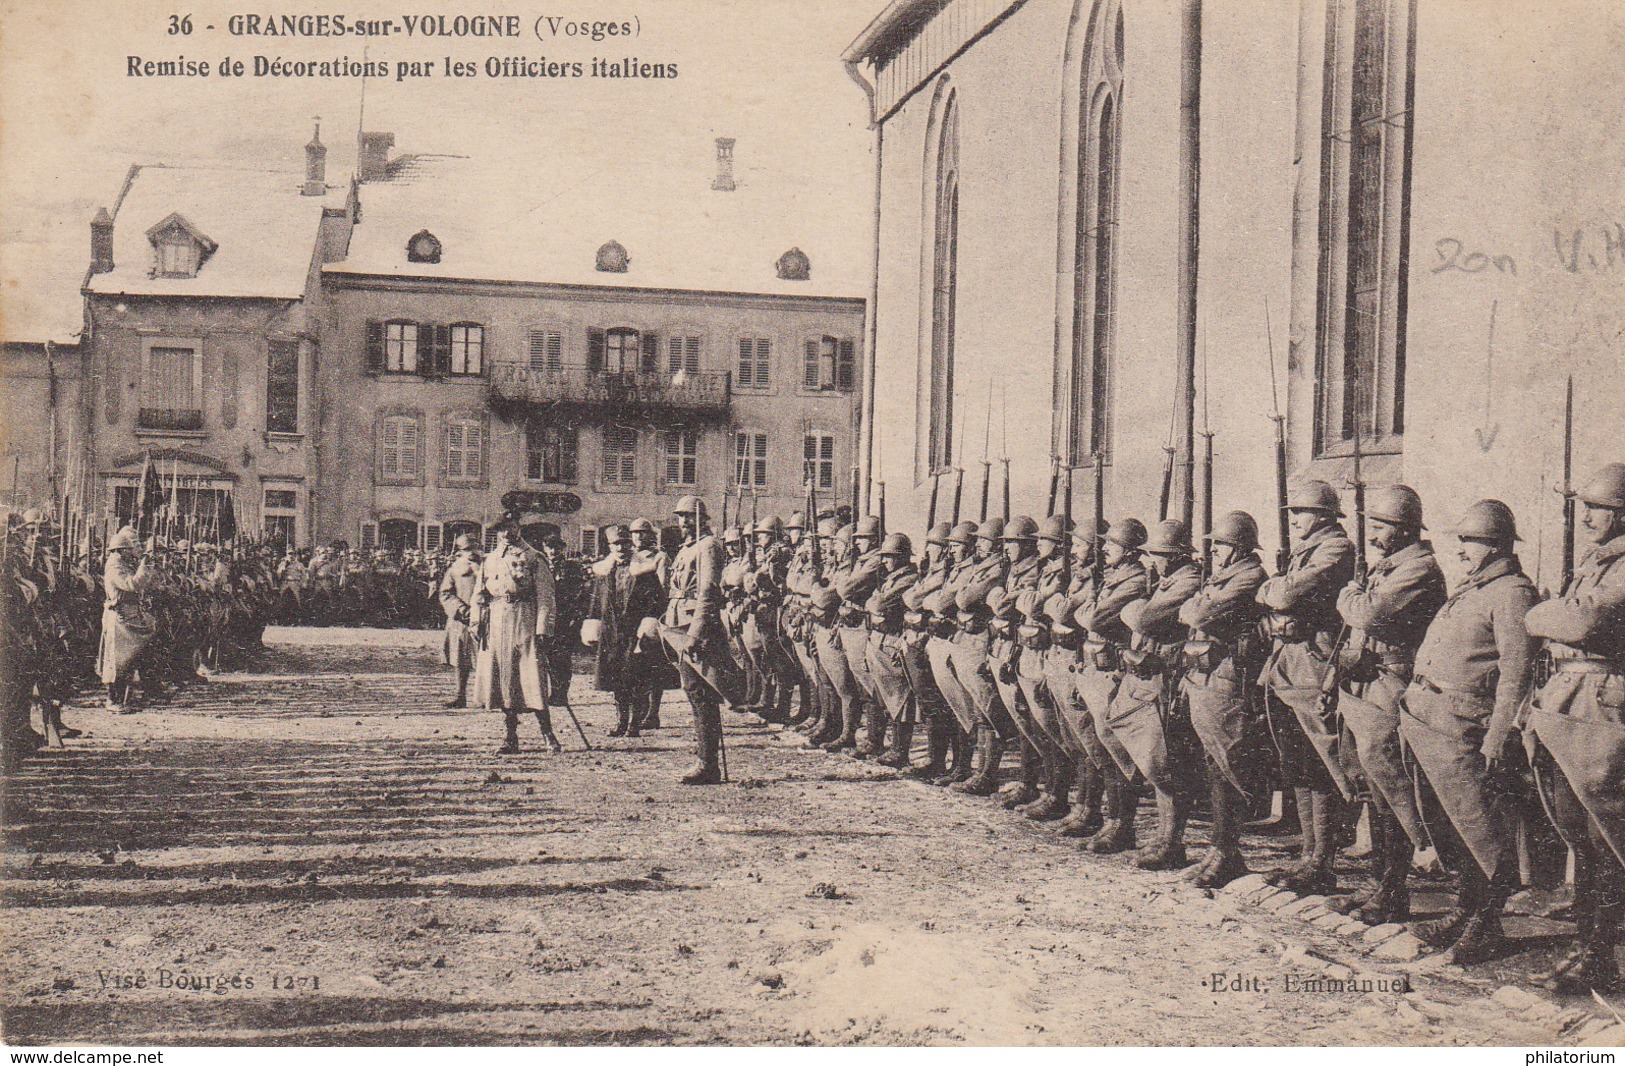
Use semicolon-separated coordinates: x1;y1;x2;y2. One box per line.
878;720;914;769
786;678;813;726
1025;755;1073;821
1267;788;1322;888
680;697;724;785
644;689;663;730
1087;781;1139;854
853;702;888;759
955;728;1006;796
807;691;842;746
1059;761;1105;837
1277;790;1340;894
823;694;861;752
1190;775;1250;888
497;710;521;754
1447;880;1511;965
933;729;970;786
910;721;951;779
1002;740;1043;809
1350;808;1412;924
1136;789;1189;870
608;697;631;737
533;709;563;753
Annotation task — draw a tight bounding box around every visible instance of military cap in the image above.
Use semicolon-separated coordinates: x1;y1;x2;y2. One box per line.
1205;511;1260;551
1287;479;1345;516
1104;517;1149;550
879;532;913;557
1577;463;1625;511
757;515;785;536
785;511;807;531
1002;515;1039;541
604;525;631;545
723;525;744;543
629;517;657;534
673;495;706;517
109;526;141;552
948;521;979;546
1452;499;1519;542
491;512;522;533
1037;515;1070;543
1366;485;1425;530
854;515;883;539
926;522;953;547
976;517;1006;542
816;518;842;539
1144;519;1193;556
452;533;478;551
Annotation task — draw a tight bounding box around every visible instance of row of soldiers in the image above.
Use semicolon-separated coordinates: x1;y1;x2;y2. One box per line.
274;546;458;629
557;466;1624;993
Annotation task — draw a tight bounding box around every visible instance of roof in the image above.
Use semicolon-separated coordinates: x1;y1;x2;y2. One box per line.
0;236;85;345
86;165;343;300
326;145;867;301
842;0;948;65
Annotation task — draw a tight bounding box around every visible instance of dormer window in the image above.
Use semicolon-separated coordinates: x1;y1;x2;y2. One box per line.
776;247;811;281
145;212;216;279
407;230;442;264
596;240;629;273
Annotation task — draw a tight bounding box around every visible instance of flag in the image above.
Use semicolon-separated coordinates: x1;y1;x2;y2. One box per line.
218;491;238;545
136;452;166;535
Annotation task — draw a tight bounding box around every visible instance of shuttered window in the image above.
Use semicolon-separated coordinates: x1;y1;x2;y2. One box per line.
604;328;639;373
602;425;638;485
140;344;202;430
384;322;418;373
664;428;699;487
803;434;835;490
526;422;579;484
528;328;563;371
266;340;299;434
734;431;768;489
737;337;770;389
449;324;484;376
379;415;420;480
445;418;483;481
803;336;856;391
668;335;701;374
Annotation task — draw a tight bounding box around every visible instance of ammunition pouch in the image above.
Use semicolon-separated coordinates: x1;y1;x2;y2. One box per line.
1182;639;1221;673
1122;646;1164;679
1016;623;1050;652
1085;638;1120;673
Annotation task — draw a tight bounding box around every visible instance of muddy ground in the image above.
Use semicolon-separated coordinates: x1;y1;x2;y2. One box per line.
0;628;1613;1045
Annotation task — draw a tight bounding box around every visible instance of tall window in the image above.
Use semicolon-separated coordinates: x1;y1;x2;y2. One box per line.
266;340;299;434
448;324;484;376
803;433;835;491
605;328;639;374
1315;0;1414;454
668;335;701;375
664;428;699;487
803;336;856;392
1067;1;1123;464
526;422;578;483
156;236;200;278
140;343;203;431
734;431;768;489
528;328;563;371
263;487;298;547
444;417;484;482
379;414;420;480
925;83;960;471
602;425;638;485
385;321;419;373
737;337;771;389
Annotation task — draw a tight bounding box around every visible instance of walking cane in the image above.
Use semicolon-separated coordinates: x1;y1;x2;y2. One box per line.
559;693;594;751
717;708;730;783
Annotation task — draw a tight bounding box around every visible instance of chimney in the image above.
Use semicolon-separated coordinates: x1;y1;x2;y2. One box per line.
90;207;114;274
304;119;327;196
711;137;736;192
358;130;395;183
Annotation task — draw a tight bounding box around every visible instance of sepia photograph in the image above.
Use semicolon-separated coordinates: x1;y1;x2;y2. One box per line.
1;0;1622;1050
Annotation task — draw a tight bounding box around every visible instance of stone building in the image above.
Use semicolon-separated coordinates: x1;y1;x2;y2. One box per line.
81;129;352;547
314;134;867;554
845;0;1624;589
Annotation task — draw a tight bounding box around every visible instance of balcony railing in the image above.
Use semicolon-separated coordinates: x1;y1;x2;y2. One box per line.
138;408;204;432
489;362;731;418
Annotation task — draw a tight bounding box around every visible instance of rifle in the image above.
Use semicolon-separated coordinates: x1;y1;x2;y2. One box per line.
1092;451;1106;593
1062;463;1075;586
850;464;860;526
1000;382;1010;523
1351;402;1368;583
1158;437;1176;525
1200;314;1214;578
1265;298;1291;574
806;477;822;575
1046;456;1060;517
1560;375;1575;592
926;466;941;530
951;464;965;527
876;478;887;538
978;379;992;524
748;489;760;569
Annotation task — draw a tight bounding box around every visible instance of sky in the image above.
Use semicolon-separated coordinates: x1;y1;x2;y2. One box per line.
0;0;883;341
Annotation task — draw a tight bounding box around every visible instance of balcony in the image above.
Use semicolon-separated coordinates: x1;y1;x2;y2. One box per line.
488;362;731;420
137;408;205;433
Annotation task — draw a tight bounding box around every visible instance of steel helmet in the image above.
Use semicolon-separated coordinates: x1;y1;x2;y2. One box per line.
948;521;978;546
629;517;656;534
926;521;953;546
109;526;140;552
1451;499;1520;542
785;511;807;531
1577;463;1625;510
855;515;883;540
835;523;855;543
604;525;631;545
756;515;785;536
452;533;477;551
1105;517;1149;550
816;518;841;539
722;525;744;544
1002;515;1039;541
1366;484;1425;530
673;495;706;517
1037;515;1070;543
1206;511;1260;551
1144;519;1193;556
1075;517;1111;544
21;508;45;526
880;532;913;557
976;517;1005;543
1287;479;1345;516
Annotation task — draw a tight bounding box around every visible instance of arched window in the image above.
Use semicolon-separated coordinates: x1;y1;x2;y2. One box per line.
1065;0;1124;465
923;83;960;474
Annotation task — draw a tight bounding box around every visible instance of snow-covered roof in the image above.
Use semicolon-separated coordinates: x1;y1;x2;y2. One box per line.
86;165;341;300
326;146;867;301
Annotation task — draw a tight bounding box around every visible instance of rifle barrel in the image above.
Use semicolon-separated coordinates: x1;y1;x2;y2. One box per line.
951;467;965;527
1046;458;1060;516
1200;431;1214;577
1562;375;1576;590
1273;417;1290;574
926;468;941;530
1001;458;1011;523
979;462;991;525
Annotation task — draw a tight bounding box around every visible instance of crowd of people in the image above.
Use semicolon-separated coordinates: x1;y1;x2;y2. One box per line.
509;464;1625;995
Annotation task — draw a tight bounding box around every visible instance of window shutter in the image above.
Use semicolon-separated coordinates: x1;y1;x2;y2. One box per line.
547;332;562;370
529;330;548;370
561;426;579;485
640;331;659;374
669;336;685;375
803;340;819;389
360;522;378;549
445;422;463;479
365;320;385;373
836;339;856;391
737;338;752;388
431;325;452;377
401;418;419;477
587;328;606;373
467;422;483;480
414;325;431;376
381;417;400;477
